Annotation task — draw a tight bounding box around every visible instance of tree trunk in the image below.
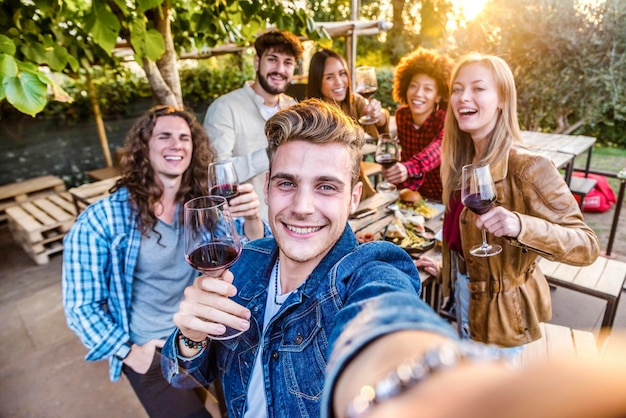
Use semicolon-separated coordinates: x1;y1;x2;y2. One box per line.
86;71;113;167
143;58;179;107
153;2;183;106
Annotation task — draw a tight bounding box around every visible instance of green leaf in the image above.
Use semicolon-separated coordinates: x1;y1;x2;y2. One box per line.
84;1;121;53
3;72;48;117
45;44;69;72
144;29;165;61
67;55;80;72
0;54;19;79
22;42;48;64
137;0;165;13
0;35;16;55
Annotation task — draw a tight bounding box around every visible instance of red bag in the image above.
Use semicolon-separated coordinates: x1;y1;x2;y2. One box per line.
572;172;617;212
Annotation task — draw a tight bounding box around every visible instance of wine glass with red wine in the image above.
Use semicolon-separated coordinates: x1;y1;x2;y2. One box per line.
461;163;502;257
209;160;239;202
355;66;379;125
184;195;243;339
375;133;400;192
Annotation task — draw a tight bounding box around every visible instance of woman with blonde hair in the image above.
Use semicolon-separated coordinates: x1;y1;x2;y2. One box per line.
428;53;599;348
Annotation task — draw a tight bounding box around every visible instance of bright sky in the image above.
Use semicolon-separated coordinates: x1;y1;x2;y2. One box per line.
454;0;489;22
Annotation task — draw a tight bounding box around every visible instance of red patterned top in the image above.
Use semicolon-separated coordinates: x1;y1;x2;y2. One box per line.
395;106;445;200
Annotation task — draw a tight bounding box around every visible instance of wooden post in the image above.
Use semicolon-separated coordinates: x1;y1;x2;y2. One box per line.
86;71;113;168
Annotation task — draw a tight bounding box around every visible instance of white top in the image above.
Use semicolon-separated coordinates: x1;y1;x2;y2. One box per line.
204;82;297;220
244;260;292;417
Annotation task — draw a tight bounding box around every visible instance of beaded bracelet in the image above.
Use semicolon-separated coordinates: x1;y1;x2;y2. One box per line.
178;332;209;350
346;341;507;418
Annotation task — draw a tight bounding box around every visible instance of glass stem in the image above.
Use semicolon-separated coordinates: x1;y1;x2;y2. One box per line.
481;228;490;248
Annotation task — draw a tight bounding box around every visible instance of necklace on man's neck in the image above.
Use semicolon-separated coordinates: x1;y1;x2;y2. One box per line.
273;257;283;305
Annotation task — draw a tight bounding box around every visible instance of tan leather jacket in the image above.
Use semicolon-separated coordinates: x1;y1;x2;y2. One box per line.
441;146;600;346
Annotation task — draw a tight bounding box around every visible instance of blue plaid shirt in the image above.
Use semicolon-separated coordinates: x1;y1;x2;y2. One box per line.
62;187;267;381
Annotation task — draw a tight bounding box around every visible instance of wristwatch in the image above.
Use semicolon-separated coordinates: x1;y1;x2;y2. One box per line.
114;342;132;360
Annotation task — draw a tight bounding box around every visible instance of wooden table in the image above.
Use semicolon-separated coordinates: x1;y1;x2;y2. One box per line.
350;191;445;309
521;131;597;185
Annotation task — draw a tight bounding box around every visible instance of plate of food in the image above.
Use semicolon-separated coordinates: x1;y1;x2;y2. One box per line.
383;216;436;255
387;189;444;220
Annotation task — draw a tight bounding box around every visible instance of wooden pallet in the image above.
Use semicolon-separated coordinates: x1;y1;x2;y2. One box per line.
6;192;77;264
69;176;119;213
0;175;66;223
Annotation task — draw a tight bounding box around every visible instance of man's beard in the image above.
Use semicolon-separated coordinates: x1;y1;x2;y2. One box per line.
257;70;289;95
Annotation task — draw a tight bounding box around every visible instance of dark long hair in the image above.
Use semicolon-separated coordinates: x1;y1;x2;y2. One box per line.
306;49;357;120
113;105;215;235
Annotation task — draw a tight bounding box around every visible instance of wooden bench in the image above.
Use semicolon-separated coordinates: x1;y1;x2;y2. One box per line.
68;176;119;214
538;256;626;328
520;322;599;365
569;175;597;209
0;175;66;223
6;192;77;264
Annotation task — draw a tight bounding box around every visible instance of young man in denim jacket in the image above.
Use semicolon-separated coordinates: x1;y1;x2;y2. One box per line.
161;99;455;417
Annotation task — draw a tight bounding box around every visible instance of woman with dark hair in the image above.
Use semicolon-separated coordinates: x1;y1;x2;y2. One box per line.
62;106;268;417
382;47;453;201
307;49;390;198
307;49;389;139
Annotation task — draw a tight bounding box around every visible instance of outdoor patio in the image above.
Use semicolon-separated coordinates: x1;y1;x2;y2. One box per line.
0;202;624;416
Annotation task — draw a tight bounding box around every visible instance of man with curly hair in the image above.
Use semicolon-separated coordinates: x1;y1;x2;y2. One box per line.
62;106;268;417
204;30;304;220
382;47;453;201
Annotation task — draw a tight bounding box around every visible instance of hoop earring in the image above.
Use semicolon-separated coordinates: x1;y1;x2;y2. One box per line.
435;101;440;112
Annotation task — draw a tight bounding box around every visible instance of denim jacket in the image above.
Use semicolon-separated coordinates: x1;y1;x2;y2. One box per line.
161;225;453;417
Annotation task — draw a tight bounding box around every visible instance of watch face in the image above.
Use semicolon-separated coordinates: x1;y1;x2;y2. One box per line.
115;342;131;360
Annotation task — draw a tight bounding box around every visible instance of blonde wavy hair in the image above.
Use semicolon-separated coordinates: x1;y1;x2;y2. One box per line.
441;53;524;206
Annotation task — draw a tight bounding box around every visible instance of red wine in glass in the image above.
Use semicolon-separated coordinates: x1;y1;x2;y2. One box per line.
461;163;502;257
209;160;239;203
355;66;379;125
375;156;398;169
463;193;496;215
184;195;244;339
186;242;241;273
357;87;377;100
210;184;239;202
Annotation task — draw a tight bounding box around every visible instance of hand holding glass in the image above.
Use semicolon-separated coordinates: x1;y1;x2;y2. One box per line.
184;195;244;339
209;160;239;202
461;163;502;257
375;134;400;193
355;66;379;125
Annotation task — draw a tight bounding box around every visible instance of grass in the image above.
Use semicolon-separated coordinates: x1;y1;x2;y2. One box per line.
574;146;626;194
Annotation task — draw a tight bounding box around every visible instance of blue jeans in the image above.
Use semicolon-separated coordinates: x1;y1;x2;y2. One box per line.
453;253;524;359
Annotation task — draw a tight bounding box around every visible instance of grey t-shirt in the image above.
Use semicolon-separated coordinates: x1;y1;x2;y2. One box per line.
129;213;196;345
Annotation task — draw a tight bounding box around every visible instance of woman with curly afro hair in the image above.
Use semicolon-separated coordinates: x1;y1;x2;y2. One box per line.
382;47;452;201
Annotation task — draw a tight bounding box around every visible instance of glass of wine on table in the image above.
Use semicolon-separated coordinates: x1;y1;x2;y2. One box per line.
184;195;244;339
461;163;502;257
209;160;239;202
355;66;379;125
375;133;400;192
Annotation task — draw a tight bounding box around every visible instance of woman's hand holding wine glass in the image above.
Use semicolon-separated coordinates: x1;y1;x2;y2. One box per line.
183;195;249;340
461;163;502;257
355;66;379;125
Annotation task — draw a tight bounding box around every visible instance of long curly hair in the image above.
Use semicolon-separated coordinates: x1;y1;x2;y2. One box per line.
392;47;453;108
113;105;215;235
